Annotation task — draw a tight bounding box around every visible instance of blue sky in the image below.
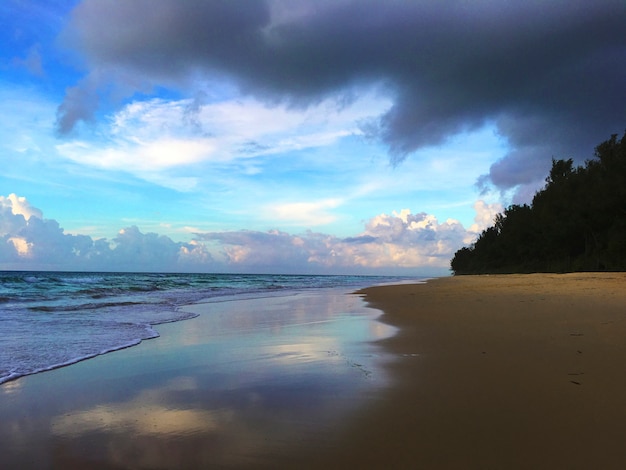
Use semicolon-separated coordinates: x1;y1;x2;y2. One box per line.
1;1;624;275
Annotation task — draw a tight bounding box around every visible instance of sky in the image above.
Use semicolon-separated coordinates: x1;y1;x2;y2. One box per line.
1;0;624;275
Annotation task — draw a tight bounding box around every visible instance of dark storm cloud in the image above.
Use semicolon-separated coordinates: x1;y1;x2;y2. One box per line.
57;0;626;195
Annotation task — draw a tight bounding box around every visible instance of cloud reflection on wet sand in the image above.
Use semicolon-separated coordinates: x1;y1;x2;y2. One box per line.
3;290;398;468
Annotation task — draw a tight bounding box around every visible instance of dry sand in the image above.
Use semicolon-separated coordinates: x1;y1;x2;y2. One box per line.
318;273;626;469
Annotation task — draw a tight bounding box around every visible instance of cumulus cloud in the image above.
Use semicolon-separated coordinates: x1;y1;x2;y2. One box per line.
198;230;313;271
0;194;43;220
0;195;93;268
468;200;504;235
197;207;493;274
0;195;212;271
56;0;626;199
1;194;498;274
335;210;470;269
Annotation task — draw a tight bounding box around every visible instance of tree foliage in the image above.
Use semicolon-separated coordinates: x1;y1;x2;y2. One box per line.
451;131;626;274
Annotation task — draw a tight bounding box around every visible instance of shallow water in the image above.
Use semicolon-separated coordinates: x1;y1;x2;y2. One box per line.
0;271;410;384
0;288;398;468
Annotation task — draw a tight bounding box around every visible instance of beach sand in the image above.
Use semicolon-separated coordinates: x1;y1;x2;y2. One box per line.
321;273;626;469
3;274;626;468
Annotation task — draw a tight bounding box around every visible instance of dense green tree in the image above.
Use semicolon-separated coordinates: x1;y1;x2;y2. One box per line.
451;131;626;274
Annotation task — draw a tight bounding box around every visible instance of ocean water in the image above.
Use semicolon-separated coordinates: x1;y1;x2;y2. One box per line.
0;271;411;385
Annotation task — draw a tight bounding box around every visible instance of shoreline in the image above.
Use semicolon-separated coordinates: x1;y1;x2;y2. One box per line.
0;287;394;469
4;273;626;468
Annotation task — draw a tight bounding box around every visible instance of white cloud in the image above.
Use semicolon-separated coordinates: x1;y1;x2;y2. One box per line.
335;209;469;269
55;137;210;191
8;236;32;256
0;195;213;271
56;138;212;170
468;200;504;237
0;194;498;275
198;209;474;274
0;193;43;220
54;91;391;188
267;198;342;226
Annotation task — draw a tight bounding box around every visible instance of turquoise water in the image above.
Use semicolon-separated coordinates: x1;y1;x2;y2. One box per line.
0;271;412;384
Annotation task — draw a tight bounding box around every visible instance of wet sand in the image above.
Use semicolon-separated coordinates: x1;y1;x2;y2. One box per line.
323;273;626;469
0;289;395;469
3;274;626;468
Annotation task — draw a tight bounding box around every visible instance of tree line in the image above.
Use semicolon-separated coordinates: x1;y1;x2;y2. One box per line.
451;131;626;274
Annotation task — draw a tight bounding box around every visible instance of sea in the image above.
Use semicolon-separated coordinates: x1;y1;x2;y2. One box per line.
0;271;414;385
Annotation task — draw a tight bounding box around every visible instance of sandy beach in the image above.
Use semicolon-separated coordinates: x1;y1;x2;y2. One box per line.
325;273;626;469
3;274;626;468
